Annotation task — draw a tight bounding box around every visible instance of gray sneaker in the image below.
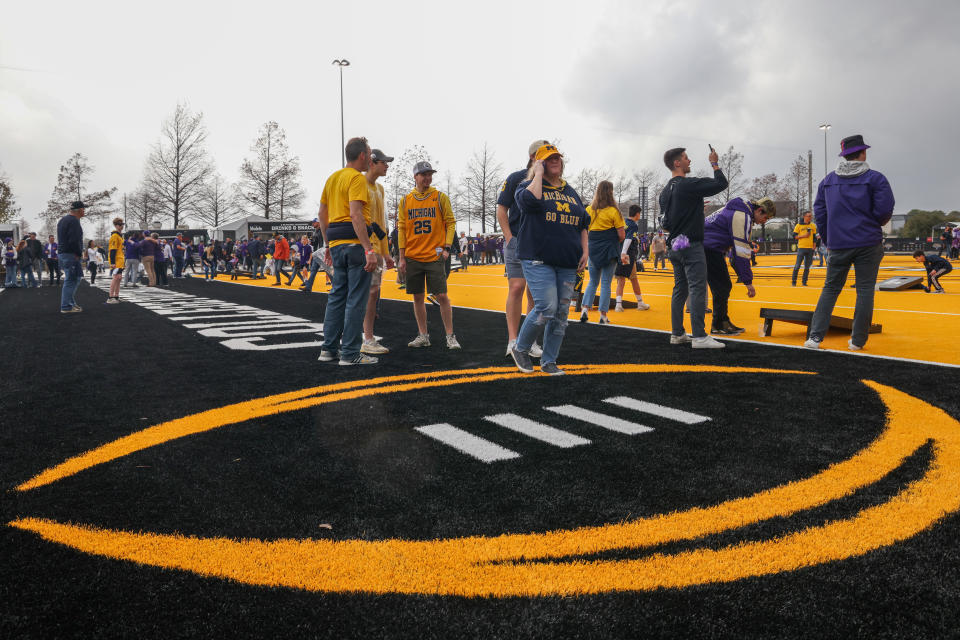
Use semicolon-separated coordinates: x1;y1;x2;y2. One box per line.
317;349;338;362
540;362;566;376
408;333;431;348
361;340;389;355
669;334;692;345
510;346;534;373
692;336;726;349
339;353;378;366
446;334;462;350
803;338;821;350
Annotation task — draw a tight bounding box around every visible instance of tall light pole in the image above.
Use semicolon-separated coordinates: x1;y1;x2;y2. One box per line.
332;59;350;167
818;123;831;178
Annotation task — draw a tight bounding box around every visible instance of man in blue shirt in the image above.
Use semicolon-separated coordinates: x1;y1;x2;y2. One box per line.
171;233;186;278
496;140;549;359
57;201;86;313
804;134;894;351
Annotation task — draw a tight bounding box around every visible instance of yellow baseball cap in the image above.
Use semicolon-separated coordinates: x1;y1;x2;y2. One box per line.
534;144;563;162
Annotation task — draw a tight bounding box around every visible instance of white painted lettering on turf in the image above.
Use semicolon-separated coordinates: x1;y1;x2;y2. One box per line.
483;414;591;448
415;424;521;463
545;405;654;435
603;397;711;424
93;282;324;351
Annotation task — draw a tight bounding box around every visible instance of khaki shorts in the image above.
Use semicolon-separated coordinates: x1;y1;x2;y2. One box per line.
405;257;446;295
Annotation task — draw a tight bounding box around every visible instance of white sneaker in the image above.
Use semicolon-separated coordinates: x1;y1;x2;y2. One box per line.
692;335;726;349
803;338;821;350
105;298;120;304
361;339;389;355
614;303;624;312
446;334;462;350
637;301;650;310
669;334;692;345
505;339;516;357
848;339;862;351
408;333;431;348
529;341;543;358
579;309;589;323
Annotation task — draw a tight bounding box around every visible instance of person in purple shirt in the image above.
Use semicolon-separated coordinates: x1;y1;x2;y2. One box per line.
703;197;776;335
171;233;186;278
44;234;61;285
804;134;895;351
123;232;143;287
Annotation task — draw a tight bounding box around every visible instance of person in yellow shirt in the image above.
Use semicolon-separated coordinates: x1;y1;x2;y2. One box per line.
316;136;379;366
579;181;625;325
106;217;125;304
397;161;461;350
361;149;396;355
792;210;817;286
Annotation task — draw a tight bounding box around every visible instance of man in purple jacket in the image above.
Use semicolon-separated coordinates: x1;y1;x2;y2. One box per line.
804;134;894;351
703;197;776;335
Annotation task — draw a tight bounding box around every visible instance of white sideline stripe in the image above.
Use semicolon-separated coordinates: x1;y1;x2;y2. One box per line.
545;405;653;435
603;397;710;424
415;424;521;463
484;414;591;448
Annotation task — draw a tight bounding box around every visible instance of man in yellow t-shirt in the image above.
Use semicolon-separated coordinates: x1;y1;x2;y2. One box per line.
360;149;396;355
106;217;125;303
317;136;378;366
397;160;461;350
792;210;817;286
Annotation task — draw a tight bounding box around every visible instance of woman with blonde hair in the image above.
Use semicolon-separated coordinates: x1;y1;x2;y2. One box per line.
509;143;588;375
580;180;625;325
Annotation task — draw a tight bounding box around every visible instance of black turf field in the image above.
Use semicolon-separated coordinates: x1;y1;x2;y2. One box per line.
2;278;959;639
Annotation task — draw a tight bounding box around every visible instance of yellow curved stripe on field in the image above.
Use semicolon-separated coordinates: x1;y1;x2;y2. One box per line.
11;380;958;595
16;365;808;492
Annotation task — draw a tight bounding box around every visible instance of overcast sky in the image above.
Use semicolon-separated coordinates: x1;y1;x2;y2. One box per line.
3;0;959;233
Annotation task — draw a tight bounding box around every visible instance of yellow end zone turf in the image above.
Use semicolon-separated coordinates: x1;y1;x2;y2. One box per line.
206;254;960;366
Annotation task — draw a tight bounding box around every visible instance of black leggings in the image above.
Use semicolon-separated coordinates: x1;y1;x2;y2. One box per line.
88;262;98;284
156;261;169;286
705;248;733;326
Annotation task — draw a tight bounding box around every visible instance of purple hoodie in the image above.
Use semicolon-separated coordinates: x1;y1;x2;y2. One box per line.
814;161;894;250
703;197;755;285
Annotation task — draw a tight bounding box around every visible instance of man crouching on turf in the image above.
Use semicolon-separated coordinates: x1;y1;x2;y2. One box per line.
703;197;776;334
913;250;952;293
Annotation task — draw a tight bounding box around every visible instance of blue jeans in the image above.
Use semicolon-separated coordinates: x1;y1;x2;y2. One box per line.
792;248;815;285
517;261;576;366
59;254;82;310
174;255;185;278
582;258;616;313
321;244;372;359
668;242;708;338
19;263;38;287
4;264;17;287
808;243;884;348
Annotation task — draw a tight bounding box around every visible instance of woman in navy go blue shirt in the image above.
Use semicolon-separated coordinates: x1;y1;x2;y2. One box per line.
509;144;588;375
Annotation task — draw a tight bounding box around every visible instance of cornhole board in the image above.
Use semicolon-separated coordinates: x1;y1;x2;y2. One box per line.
878;276;924;291
758;307;882;338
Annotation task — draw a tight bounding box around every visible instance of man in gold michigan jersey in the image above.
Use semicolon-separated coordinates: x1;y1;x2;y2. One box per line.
397;161;461;349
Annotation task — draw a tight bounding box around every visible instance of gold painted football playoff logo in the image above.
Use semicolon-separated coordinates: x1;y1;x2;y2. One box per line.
9;365;960;596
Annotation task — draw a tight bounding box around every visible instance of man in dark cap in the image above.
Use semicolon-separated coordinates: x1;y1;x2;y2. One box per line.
57;201;86;313
804;134;894;351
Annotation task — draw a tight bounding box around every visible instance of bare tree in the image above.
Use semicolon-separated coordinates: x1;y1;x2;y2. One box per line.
191;173;242;229
715;145;746;204
462;143;503;233
237;121;304;219
784;155;810;223
144;104;211;228
385;145;432;225
572;168;603;204
612;170;635;208
41;152;116;232
746;173;788;239
0;166;20;223
126;182;166;230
